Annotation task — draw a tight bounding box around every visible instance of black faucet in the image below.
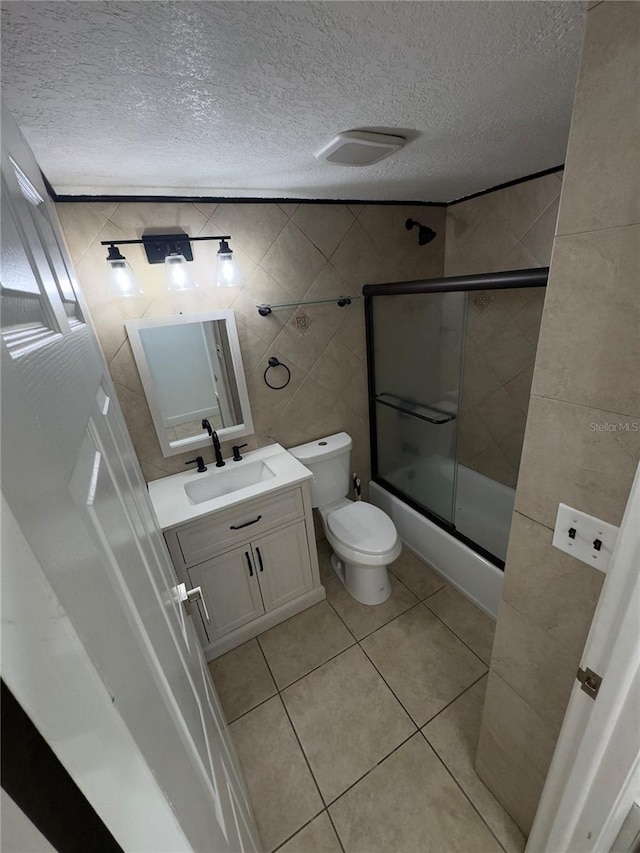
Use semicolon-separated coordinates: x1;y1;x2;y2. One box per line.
202;418;225;467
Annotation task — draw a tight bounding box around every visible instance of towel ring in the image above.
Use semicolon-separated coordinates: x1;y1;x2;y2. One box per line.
264;356;291;390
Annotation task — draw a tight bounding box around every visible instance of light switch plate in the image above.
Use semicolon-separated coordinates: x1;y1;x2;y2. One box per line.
552;503;619;573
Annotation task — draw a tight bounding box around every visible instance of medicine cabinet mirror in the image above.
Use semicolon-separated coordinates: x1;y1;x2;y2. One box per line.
126;310;253;457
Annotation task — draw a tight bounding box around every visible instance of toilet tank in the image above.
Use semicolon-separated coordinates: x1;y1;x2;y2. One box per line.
288;432;352;508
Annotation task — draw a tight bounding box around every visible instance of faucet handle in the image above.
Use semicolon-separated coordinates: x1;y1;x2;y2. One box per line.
232;443;248;462
201;418;212;436
185;456;207;473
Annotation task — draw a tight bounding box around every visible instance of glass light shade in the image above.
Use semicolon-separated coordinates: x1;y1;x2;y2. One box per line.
165;252;197;291
107;258;143;297
214;248;245;288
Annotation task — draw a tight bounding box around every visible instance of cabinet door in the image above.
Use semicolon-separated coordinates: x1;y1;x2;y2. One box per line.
252;522;313;613
188;546;265;643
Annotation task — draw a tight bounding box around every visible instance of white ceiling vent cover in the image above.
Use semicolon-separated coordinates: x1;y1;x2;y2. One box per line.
315;131;406;167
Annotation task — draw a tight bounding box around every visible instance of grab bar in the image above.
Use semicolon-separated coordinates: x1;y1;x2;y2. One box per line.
375;393;456;425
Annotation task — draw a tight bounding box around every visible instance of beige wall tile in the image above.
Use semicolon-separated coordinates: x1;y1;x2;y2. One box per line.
56;202;111;263
108;201;209;241
478;5;639;834
109;338;144;396
490;174;561;242
532;226;640;416
556;1;640;235
278;202;299;218
292;203;355;258
490;600;578;736
520;194;560;267
504;365;534;415
58;198;445;484
208;203;288;264
503;512;604;655
515;395;639;528
476;672;557;834
112;383;152;440
261;221;327;301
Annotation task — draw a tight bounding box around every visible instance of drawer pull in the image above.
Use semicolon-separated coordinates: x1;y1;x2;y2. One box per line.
230;515;263;530
256;547;264;573
245;551;254;577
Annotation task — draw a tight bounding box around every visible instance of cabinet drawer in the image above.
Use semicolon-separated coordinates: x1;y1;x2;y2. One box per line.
175;487;304;567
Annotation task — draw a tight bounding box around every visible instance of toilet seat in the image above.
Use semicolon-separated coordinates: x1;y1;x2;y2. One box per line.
327;501;398;556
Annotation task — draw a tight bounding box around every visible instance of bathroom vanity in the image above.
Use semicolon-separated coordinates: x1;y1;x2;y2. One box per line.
148;444;325;660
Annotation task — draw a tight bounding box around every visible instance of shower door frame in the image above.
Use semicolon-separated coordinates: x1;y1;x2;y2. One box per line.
363;267;549;570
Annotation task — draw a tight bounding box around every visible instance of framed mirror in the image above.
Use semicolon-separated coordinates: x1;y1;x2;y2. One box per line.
125;310;253;457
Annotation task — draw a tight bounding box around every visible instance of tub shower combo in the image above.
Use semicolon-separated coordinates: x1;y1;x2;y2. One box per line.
364;268;548;617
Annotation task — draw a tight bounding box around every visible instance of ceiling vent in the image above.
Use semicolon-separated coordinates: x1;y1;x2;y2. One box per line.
315;131;406;167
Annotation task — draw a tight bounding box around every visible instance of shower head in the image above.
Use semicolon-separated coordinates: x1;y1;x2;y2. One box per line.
405;218;437;246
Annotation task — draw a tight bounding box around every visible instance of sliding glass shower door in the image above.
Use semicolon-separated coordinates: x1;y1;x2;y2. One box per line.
369;290;467;525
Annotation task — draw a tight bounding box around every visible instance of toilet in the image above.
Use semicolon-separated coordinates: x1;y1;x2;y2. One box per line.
289;432;401;605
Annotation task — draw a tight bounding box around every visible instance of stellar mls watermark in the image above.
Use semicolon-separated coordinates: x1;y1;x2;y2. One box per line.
589;421;639;432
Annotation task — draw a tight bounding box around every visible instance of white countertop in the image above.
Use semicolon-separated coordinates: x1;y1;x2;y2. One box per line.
148;443;313;531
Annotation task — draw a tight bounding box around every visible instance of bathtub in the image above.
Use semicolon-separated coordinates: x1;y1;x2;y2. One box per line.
370;464;514;619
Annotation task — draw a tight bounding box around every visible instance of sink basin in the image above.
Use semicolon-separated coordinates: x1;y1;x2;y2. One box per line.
184;460;276;504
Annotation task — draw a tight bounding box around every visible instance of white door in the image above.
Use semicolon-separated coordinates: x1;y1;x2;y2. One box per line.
526;463;640;853
0;105;260;852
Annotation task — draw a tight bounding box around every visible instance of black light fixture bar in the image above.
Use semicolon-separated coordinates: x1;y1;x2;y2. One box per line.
100;233;231;265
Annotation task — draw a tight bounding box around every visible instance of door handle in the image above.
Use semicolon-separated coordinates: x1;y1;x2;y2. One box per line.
245;551;254;577
255;546;264;572
176;582;211;624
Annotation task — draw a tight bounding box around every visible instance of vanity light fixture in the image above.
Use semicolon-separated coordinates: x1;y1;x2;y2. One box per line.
100;232;243;295
214;239;245;288
105;244;144;297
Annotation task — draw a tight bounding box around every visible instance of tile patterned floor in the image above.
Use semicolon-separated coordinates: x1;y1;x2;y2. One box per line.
209;545;526;853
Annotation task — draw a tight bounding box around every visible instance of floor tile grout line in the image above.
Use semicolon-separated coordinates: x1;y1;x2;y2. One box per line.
418;728;511;853
255;637;329;811
355;641;423;730
232;600;501;852
259;635;359;693
419;598;494;668
323;729;420;810
269;806;326;853
277;692;328;809
420;671;488;729
325;589;423;644
389;565;449;603
325;808;347;853
226;688;279;726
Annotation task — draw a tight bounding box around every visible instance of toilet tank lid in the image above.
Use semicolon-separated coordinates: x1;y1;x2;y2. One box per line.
288;432;352;463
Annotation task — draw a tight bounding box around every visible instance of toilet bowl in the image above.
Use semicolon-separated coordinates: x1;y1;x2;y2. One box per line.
288;433;401;605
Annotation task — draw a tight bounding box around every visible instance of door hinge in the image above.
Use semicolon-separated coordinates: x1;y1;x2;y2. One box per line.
576;666;602;700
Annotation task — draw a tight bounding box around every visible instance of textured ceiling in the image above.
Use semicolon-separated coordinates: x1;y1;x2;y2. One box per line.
1;1;585;201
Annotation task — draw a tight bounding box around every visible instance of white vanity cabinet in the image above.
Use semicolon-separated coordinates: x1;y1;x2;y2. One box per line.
163;479;325;659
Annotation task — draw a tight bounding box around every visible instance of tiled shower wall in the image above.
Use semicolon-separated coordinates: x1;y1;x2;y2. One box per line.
445;172;563;486
477;0;640;835
56;201;445;488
